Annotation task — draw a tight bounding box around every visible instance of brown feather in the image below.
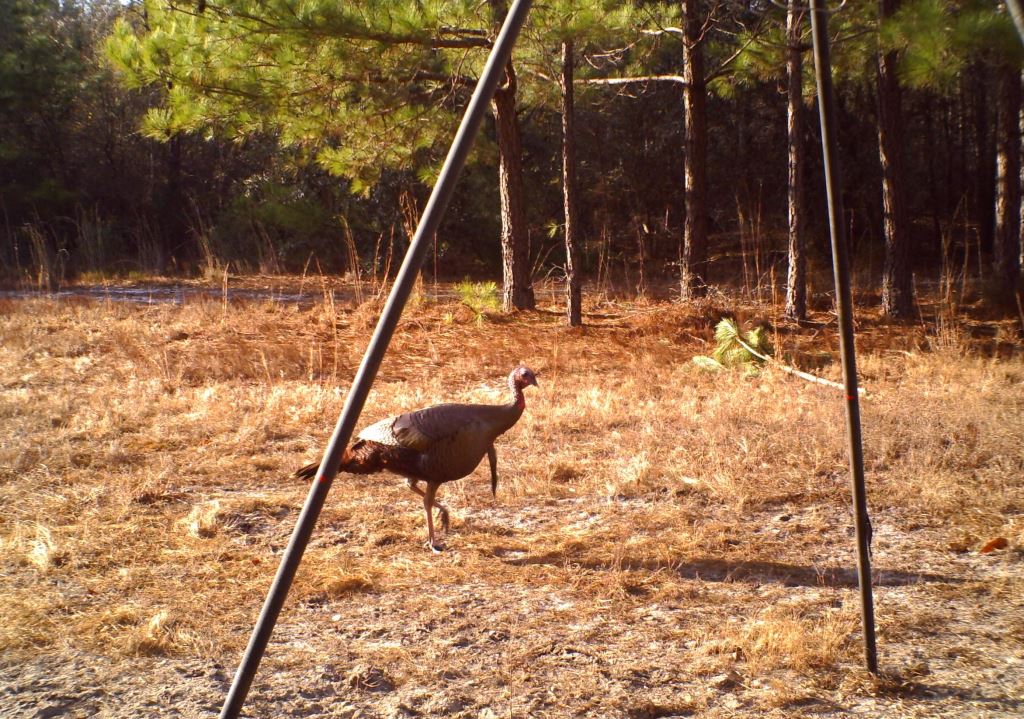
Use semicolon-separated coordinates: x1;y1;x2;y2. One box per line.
292;440;422;481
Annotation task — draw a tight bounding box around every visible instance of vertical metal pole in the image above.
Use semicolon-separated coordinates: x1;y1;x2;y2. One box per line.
218;3;534;717
808;0;878;674
1007;0;1024;46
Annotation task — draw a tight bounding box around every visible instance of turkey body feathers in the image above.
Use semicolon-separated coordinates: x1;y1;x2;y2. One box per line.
293;401;523;483
396;402;523;481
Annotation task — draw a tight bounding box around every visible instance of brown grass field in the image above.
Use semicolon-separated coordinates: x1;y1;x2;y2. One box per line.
1;278;1023;718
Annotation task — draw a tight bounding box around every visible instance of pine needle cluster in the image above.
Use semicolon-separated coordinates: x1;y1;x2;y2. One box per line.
693;317;773;373
456;279;501;323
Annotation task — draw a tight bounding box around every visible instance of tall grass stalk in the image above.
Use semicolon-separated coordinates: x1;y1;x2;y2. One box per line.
24;223;65;291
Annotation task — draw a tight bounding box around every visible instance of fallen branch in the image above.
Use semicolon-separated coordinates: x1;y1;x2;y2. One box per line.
576;75;687;87
731;332;866;397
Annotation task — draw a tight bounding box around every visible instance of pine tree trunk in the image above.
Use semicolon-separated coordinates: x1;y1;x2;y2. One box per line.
1020;70;1024;280
923;96;943;253
680;0;709;300
877;0;913;317
491;59;535;311
159;134;183;272
972;67;996;257
784;0;807;321
561;40;582;326
994;63;1022;296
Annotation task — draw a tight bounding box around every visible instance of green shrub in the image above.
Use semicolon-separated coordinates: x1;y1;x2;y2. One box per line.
456;279;500;323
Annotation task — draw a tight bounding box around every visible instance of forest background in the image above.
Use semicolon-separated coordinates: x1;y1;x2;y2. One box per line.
2;0;1023;322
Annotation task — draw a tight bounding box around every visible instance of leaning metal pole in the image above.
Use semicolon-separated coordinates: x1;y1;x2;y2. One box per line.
1008;0;1024;46
218;2;534;716
808;0;878;673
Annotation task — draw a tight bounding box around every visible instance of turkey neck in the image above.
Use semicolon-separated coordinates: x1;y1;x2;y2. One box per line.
484;377;524;436
513;384;526;412
508;374;527;412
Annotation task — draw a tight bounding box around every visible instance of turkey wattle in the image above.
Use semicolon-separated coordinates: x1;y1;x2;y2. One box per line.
295;365;538;552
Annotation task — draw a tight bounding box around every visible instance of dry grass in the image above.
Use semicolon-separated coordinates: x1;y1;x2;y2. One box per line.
1;284;1023;717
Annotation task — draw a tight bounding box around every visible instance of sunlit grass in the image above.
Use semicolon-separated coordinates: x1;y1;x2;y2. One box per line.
1;288;1022;715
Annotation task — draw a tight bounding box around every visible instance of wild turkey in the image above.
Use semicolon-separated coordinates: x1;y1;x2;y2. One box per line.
295;365;538;552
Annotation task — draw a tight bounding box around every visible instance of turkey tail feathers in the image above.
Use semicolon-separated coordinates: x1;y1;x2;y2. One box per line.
292;441;420;481
294;462;320;480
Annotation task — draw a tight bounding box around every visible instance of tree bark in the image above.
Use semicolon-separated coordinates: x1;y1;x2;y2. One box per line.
487;0;533;312
784;0;807;321
159;134;183;272
680;0;709;300
1020;70;1024;281
972;66;996;257
491;59;535;311
994;63;1022;296
877;0;913;317
560;40;582;326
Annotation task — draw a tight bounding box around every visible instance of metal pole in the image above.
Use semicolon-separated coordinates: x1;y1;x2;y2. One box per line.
1007;0;1024;46
218;3;534;716
808;0;878;674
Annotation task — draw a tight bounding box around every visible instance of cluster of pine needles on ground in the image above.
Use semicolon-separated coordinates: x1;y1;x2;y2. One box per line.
1;281;1023;717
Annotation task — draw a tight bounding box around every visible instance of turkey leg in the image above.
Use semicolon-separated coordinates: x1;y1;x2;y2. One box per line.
487;445;499;497
406;478;450;533
422;481;444;553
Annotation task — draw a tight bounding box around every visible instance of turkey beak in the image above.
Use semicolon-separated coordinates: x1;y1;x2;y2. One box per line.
529;376;539;389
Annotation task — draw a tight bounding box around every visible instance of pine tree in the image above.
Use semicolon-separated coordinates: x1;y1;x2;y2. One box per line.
491;57;535;311
680;0;709;300
522;0;637;324
488;0;534;311
107;1;532;276
707;2;811;318
994;63;1022;295
560;38;583;325
878;0;914;317
785;0;808;321
883;0;1023;296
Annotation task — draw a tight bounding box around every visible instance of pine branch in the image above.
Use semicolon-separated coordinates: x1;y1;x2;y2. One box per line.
705;15;770;82
719;318;866;396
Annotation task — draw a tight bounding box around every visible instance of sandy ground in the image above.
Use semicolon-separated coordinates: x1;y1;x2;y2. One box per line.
3;496;1022;719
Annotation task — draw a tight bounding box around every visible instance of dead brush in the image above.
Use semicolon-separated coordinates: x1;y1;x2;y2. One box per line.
116;609;179;657
0;593;63;653
2;289;1024;716
178;495;293;540
293;560;377;604
928;308;969;356
728;604;858;675
2;523;65;571
88;604;201;658
180;500;223;538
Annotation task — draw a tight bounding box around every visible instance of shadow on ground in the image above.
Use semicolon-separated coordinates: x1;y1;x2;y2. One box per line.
874;673;1023;713
498;551;960;588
